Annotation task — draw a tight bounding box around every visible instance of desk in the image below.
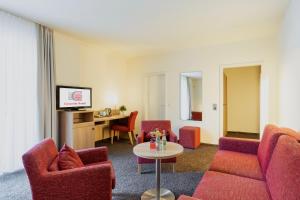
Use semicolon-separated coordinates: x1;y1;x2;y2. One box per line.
94;114;128;141
58;110;128;149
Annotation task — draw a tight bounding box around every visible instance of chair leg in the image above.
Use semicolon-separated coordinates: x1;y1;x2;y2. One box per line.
172;163;175;173
128;131;134;145
138;164;142;174
117;131;120;140
111;130;114;144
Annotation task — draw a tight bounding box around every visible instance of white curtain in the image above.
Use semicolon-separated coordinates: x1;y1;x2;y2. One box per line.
0;10;39;173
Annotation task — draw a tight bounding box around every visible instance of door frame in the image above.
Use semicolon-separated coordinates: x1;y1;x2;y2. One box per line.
144;72;167;120
219;61;265;140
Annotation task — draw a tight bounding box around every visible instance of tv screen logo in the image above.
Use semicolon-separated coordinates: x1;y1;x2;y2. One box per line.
68;91;82;101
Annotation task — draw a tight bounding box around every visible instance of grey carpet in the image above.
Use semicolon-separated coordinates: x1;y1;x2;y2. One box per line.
0;140;217;200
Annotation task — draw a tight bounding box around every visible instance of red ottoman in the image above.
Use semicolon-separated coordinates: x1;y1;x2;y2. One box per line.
179;126;200;149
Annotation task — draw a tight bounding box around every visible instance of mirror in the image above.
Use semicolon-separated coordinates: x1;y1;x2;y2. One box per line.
180;72;203;121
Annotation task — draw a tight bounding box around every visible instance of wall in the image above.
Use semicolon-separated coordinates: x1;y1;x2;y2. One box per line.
224;66;260;133
128;37;279;144
54;31;133;111
279;0;300;131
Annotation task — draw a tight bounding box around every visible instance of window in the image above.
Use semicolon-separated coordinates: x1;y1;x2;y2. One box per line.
0;10;39;173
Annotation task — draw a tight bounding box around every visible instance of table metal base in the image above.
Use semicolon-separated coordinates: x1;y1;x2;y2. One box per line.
141;188;175;200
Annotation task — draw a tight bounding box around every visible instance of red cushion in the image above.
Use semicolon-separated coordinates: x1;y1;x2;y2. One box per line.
48;155;59;171
193;171;271;200
266;135;300;200
111;124;129;132
209;150;264;180
257;125;284;175
86;160;116;189
58;144;84;170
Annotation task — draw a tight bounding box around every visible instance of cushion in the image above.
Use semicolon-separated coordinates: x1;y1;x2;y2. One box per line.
86;160;116;189
111;124;129;132
193;171;271;200
209;150;264;180
266;135;300;200
257;124;285;175
58;144;84;170
48;155;59;171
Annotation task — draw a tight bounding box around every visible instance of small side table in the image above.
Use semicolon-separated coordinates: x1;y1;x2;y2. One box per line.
133;142;184;200
179;126;201;149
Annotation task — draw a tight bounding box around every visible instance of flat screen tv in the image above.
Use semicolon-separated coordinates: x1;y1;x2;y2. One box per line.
56;86;92;110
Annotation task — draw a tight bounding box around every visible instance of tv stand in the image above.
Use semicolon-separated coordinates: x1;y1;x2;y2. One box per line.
58;110;128;150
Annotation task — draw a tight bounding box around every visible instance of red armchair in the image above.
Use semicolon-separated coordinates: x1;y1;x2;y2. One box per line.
111;111;138;145
136;120;178;173
22;138;115;200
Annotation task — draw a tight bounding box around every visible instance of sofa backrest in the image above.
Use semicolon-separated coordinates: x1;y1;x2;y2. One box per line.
141;120;171;132
257;124;295;175
22;138;58;178
266;135;300;200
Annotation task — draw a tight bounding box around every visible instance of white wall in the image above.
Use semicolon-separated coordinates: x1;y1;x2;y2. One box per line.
279;0;300;131
224;66;260;133
54;31;133;111
128;37;279;144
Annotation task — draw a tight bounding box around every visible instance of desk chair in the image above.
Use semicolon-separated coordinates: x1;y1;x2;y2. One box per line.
110;111;138;145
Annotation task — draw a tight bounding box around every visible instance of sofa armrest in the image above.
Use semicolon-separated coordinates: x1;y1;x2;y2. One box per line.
137;132;144;144
178;195;202;200
76;146;108;165
169;131;178;143
41;164;112;199
219;137;260;154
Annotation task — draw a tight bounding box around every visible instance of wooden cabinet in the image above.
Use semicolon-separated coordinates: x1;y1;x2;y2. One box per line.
58;111;96;150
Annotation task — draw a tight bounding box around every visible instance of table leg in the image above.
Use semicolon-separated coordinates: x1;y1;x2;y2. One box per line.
156;159;161;200
141;159;175;200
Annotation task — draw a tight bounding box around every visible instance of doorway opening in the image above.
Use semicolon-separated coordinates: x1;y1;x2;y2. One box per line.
223;66;261;139
146;73;166;120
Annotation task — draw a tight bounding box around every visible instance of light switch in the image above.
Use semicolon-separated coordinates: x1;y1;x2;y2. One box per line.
213;104;217;110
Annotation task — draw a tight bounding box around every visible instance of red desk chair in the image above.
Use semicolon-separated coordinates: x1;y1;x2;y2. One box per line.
110;111;138;145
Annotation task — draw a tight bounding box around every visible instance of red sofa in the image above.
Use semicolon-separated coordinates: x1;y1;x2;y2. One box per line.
136;120;178;173
178;125;300;200
22;138;115;200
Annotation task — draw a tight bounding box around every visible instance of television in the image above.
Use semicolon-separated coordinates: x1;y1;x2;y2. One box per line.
56;86;92;110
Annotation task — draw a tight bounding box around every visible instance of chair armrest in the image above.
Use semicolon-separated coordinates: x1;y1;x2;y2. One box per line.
137;132;144;144
178;195;202;200
76;146;108;165
41;164;112;199
169;131;178;143
219;137;260;154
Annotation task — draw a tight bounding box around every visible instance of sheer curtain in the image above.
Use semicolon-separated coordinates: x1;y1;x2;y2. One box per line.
0;10;39;173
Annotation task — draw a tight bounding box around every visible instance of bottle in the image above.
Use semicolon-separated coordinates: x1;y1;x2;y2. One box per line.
162;130;167;150
156;134;161;151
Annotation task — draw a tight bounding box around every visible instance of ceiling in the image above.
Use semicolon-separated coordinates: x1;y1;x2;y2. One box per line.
0;0;289;56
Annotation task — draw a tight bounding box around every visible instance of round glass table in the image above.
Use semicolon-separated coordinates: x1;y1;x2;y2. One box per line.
133;142;184;200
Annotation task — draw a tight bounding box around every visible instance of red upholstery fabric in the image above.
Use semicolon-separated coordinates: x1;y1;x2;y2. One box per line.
22;138;114;200
58;144;84;170
257;124;296;175
266;135;300;200
209;150;264;180
219;137;260;154
76;146;108;165
179;126;200;149
178;195;202;200
193;171;271;200
111;111;138;132
48;156;59;171
86;160;116;189
137;120;177;164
